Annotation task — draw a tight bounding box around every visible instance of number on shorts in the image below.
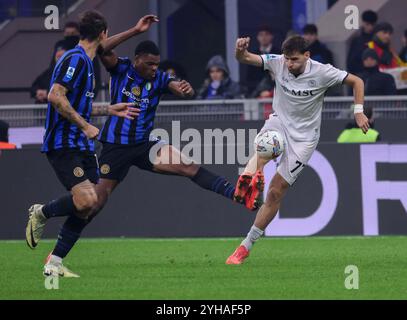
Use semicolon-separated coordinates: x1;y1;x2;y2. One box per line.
290;160;305;174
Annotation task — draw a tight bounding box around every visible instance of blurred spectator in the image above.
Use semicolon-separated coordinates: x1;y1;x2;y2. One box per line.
302;24;333;65
337;106;380;143
246;25;280;93
63;21;80;37
399;29;407;63
250;73;275;118
196;55;241;100
0;120;16;150
347;10;378;74
357;48;397;96
53;21;102;98
159;60;188;80
30;40;69;103
159;60;188;100
367;22;406;69
251;73;274;98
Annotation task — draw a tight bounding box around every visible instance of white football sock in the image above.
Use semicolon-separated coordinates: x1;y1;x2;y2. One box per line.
241;225;264;250
50;254;62;265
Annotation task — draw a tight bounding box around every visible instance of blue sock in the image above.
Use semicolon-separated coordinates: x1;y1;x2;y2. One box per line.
42;195;77;219
191;167;235;200
52;215;89;259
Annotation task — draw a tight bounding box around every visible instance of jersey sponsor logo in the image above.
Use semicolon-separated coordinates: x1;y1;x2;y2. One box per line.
85;91;95;98
280;84;316;96
121;88;150;104
66;67;75;79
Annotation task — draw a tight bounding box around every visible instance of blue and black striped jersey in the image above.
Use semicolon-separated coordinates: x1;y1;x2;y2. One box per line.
98;57;175;144
42;45;95;152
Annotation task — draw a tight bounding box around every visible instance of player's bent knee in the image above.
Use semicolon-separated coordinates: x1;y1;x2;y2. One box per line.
179;162;199;177
73;192;98;212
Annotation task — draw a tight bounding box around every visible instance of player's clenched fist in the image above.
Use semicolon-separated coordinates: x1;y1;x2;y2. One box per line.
235;37;250;52
82;124;100;140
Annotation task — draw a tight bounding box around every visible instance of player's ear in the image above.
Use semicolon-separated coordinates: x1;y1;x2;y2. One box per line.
304;51;310;59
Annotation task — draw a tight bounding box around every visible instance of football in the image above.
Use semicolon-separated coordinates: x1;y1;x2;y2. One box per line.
254;130;285;159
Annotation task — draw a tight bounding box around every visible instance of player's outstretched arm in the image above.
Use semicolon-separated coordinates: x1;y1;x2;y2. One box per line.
168;80;195;98
48;84;99;139
235;37;263;67
343;73;370;134
99;14;159;69
91;103;140;120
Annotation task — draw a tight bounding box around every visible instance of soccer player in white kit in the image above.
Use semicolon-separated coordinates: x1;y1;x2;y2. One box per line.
227;35;370;264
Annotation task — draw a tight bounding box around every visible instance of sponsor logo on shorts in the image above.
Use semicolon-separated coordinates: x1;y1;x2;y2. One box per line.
73;167;84;178
100;164;110;175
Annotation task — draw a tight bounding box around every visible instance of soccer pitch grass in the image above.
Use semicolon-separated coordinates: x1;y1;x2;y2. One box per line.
1;237;407;300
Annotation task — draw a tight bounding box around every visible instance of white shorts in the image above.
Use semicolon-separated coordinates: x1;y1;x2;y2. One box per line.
260;114;318;185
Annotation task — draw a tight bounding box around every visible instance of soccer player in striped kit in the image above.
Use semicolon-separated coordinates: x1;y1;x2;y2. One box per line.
25;11;140;277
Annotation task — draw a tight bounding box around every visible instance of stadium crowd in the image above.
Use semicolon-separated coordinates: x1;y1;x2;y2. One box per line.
28;9;406;107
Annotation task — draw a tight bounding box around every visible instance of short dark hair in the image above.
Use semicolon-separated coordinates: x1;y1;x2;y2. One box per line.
0;120;9;142
134;41;160;56
362;10;378;24
257;24;273;34
282;35;309;55
64;21;80;31
374;22;394;34
78;10;107;41
303;24;318;35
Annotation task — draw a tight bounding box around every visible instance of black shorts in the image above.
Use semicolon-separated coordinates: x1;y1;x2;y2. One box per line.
46;149;100;191
98;140;165;182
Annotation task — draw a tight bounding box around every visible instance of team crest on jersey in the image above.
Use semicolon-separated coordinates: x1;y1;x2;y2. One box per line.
145;82;152;91
73;167;84;178
66;67;75;79
308;80;317;87
100;164;110;175
132;86;141;96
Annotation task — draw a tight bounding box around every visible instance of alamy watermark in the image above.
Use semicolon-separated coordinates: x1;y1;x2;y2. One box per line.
44;275;59;290
148;121;258;169
344;265;359;290
344;5;360;30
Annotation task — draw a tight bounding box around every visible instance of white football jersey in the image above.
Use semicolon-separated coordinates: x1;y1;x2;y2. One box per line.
261;54;348;142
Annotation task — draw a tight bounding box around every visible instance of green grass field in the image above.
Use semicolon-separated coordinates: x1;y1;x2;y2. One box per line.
1;237;407;300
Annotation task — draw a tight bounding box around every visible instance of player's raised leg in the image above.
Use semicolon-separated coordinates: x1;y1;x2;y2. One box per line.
152;144;236;201
226;172;289;265
234;153;270;210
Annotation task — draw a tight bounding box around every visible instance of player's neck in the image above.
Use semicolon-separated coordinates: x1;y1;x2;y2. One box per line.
78;40;99;60
290;63;307;77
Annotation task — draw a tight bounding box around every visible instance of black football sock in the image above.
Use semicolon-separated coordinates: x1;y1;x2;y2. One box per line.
190;167;235;200
51;215;90;259
42;195;78;219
